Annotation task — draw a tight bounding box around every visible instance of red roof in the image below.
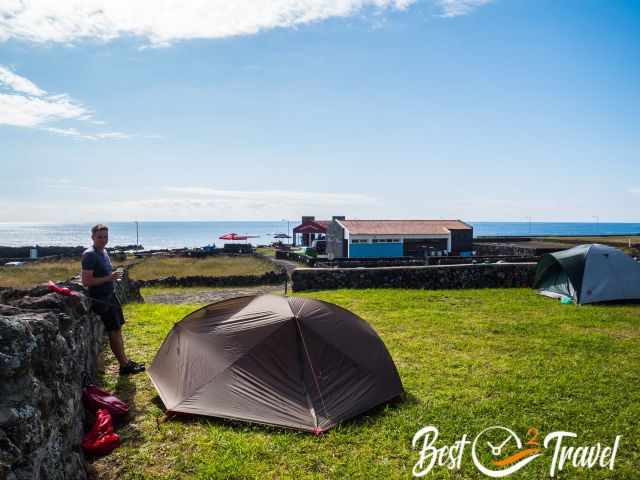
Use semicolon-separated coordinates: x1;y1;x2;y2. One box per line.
293;220;329;234
337;220;472;235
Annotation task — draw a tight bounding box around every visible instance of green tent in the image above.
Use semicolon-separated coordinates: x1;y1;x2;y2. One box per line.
533;244;640;304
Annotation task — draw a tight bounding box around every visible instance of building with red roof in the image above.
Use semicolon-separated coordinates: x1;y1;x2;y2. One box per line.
326;218;473;258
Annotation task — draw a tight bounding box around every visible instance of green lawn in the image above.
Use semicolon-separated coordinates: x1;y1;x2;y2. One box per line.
127;256;276;281
95;289;640;479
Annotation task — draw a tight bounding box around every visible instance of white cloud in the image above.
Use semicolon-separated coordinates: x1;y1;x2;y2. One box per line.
0;1;416;46
163;187;376;206
43;177;73;186
42;126;94;138
0;64;134;139
94;131;130;139
0;66;90;127
435;0;493;17
41;126;130;140
0;65;46;96
90;188;380;221
0;92;89;127
40;177;105;192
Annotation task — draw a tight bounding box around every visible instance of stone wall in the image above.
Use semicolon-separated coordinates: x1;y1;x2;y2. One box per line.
291;263;537;291
0;276;141;480
275;250;317;266
313;256;540;268
135;270;287;288
314;257;425;268
425;255;541;265
473;242;561;256
0;246;85;260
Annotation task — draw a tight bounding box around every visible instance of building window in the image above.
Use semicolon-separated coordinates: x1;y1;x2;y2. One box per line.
351;239;369;244
372;238;400;243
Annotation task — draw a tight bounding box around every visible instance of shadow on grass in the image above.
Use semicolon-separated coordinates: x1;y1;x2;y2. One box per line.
115;374;138;409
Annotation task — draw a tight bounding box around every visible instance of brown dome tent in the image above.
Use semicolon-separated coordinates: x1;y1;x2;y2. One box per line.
148;294;403;433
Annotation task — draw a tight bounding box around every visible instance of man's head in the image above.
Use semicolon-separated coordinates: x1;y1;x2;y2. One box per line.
91;224;109;250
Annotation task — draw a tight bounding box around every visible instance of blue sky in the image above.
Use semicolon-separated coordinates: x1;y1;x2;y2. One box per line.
1;0;638;223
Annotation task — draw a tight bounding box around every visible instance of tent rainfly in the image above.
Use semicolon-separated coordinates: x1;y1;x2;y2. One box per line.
148;294;404;433
533;244;640;304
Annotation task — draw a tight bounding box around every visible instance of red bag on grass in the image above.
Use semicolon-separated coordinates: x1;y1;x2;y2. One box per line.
82;385;129;417
82;408;120;456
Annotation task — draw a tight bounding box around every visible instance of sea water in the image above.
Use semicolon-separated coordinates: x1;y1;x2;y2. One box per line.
0;221;639;249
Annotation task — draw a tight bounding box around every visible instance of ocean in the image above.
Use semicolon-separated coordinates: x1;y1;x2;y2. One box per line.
0;221;639;249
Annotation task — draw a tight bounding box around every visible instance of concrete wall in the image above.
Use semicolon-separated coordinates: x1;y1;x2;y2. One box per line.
291;263;537;291
349;242;403;258
326;220;345;259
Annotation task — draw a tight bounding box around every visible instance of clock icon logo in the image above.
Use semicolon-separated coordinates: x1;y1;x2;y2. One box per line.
471;426;543;478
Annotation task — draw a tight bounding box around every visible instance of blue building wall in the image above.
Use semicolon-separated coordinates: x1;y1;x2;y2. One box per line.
349;242;404;258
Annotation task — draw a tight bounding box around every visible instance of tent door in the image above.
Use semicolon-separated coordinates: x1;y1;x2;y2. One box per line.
537;265;576;301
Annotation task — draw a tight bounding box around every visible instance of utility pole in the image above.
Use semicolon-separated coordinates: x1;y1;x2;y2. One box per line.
135;221;139;248
282;219;291;245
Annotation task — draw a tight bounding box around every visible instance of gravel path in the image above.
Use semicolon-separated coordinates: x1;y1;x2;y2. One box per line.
144;284;288;305
270;258;301;275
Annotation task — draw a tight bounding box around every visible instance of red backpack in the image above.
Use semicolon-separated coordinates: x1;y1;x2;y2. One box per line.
82;409;120;456
82;384;129;417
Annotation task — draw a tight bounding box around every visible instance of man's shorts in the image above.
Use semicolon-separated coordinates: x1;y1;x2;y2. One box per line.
91;294;126;332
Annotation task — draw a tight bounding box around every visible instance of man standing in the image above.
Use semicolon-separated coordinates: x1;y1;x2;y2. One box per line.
81;224;145;375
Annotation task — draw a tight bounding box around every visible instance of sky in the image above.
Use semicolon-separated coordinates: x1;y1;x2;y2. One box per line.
0;0;638;223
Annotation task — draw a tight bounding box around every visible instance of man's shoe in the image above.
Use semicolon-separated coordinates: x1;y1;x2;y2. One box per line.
119;360;145;375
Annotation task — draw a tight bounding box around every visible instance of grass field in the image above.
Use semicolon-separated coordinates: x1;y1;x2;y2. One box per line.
542;235;640;246
541;236;640;255
126;256;276;281
255;247;277;258
0;255;277;289
0;257;129;289
94;288;640;479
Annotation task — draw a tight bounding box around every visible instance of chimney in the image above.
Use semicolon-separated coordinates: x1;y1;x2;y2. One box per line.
332;216;345;221
301;216;315;223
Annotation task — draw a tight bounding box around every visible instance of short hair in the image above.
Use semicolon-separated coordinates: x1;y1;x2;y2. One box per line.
91;224;109;235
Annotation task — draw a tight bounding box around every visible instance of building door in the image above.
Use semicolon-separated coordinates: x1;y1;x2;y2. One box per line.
403;239;448;257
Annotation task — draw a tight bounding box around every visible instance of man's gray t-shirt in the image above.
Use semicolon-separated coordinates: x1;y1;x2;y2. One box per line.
81;246;114;299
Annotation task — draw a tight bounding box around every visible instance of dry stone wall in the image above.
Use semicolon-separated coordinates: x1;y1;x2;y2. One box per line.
291;263;537;291
135;270;287;288
0;275;141;480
